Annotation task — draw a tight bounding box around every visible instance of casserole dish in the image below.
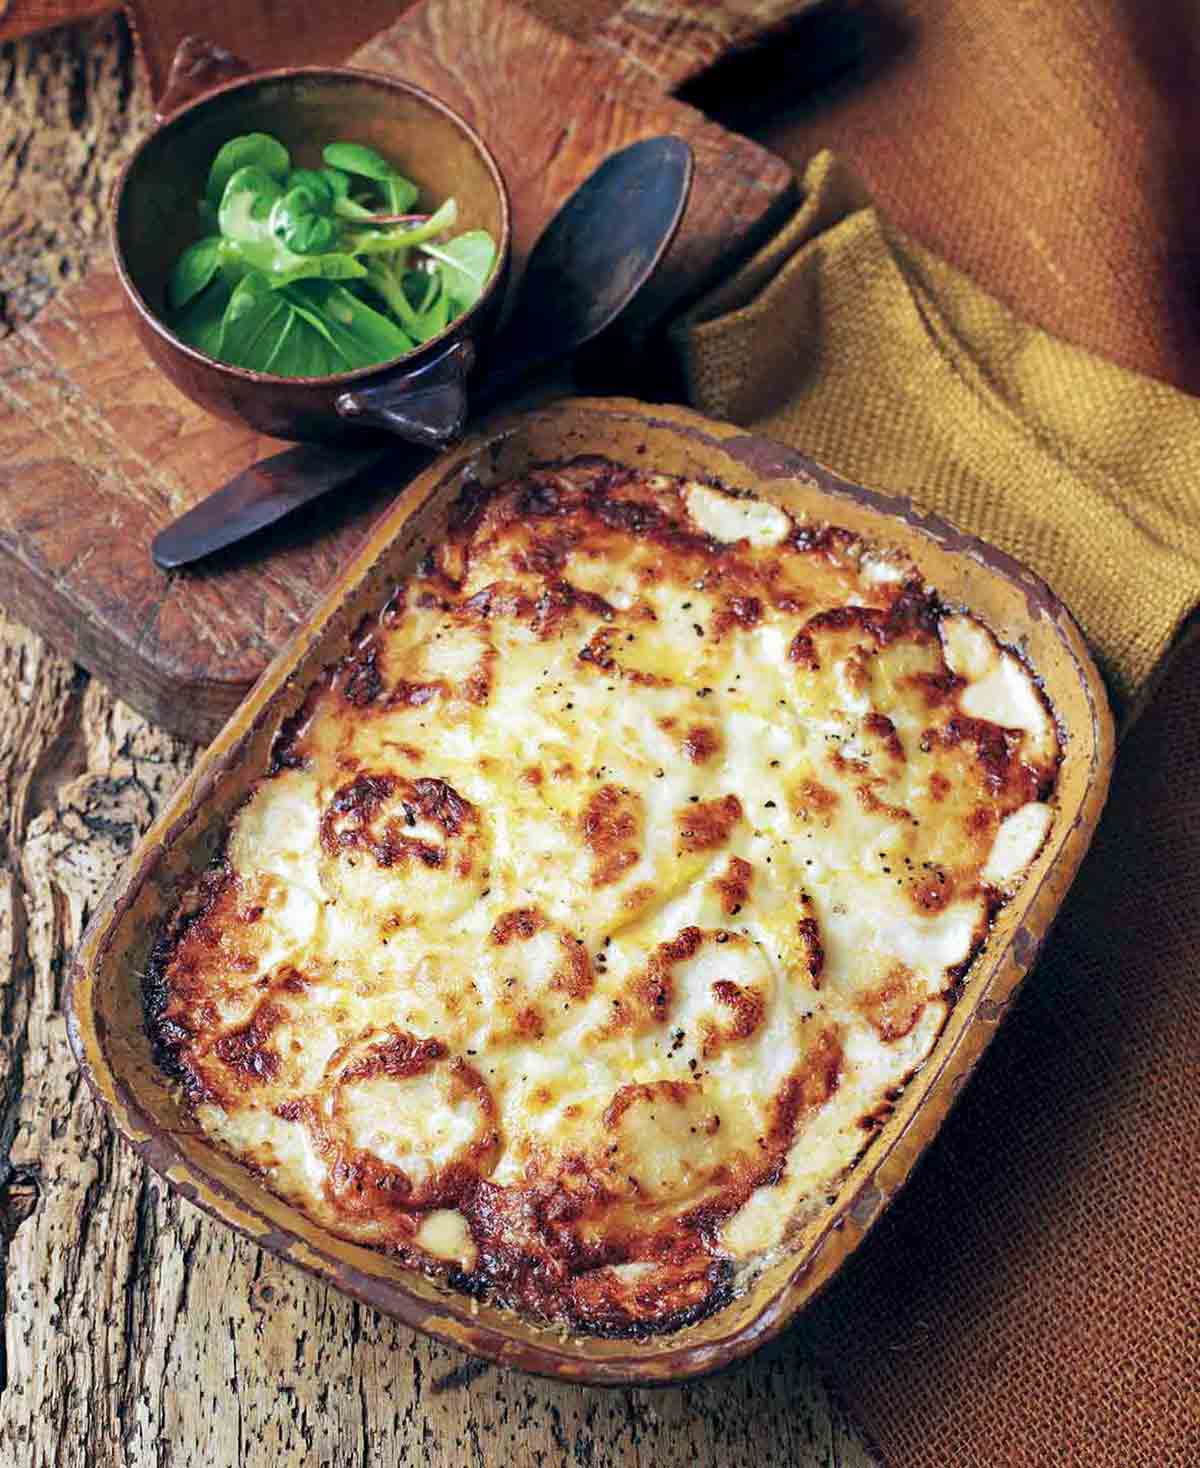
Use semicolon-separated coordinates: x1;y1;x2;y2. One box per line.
67;398;1114;1383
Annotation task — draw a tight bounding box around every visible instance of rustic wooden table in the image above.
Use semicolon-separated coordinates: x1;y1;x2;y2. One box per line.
0;14;874;1466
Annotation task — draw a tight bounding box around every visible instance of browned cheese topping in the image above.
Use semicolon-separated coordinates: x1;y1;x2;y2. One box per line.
147;457;1060;1337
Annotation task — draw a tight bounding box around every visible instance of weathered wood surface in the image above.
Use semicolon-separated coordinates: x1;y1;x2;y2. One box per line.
123;0;618;100
591;0;823;90
0;0;109;43
22;0;815;99
0;13;875;1468
0;0;796;743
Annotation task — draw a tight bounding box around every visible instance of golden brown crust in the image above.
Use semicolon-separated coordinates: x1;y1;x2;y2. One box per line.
146;455;1061;1339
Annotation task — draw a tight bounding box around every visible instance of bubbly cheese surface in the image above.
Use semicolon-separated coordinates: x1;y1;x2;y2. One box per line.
148;457;1060;1336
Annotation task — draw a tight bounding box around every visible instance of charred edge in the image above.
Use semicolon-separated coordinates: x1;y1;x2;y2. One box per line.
446;475;495;538
268;697;315;775
939;716;1032;797
677;794;742;853
516;531;582;576
339;642;384;708
712;595;763;638
789;523;860;556
443;1242;736;1341
339;1030;448;1084
462;582;532;622
864;711;905;761
683;725;721;764
939;601;1070;783
578;632;616;673
941;915;997;1008
490;906;544;946
797;583;943;650
410;778;471;836
141;863;234;1089
213;1001;284;1082
859;966;926;1044
711;980;765;1042
532;580;615;638
566;1257;737;1341
713;857;752;915
319;772;399;856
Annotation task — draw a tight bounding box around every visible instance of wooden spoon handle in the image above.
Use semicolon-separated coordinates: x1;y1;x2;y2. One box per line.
151;440;393;570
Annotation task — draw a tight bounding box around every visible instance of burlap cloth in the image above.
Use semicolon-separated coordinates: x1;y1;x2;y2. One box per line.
667;150;1200;1468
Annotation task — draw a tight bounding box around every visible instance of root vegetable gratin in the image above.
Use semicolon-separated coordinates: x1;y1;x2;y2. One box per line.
146;456;1060;1337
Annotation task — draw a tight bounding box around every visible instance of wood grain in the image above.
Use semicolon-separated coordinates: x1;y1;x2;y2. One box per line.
0;15;147;339
0;633;874;1464
122;0;620;102
593;0;824;90
123;0;424;101
118;0;820;93
0;0;109;42
0;0;796;741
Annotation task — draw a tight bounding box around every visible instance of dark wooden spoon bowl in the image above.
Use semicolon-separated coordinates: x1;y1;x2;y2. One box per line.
111;62;511;443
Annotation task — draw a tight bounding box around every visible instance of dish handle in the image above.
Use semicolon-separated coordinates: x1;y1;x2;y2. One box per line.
335;340;474;449
155;35;255;122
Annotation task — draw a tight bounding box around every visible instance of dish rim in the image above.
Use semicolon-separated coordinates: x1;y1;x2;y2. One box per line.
66;396;1115;1385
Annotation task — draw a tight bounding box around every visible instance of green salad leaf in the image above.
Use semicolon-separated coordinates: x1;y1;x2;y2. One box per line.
322;141;419;214
185;272;413;376
318;166;378;222
269;179;339;255
218;165;285;246
412;289;450;340
206;133;290;210
408;270;441;314
213;232;365;291
168;134;497;376
217;272;293;370
171;277;232;358
320;165;351;199
268;252;368;289
419;231;497;312
167;235;222;310
286;169;335;206
363;261;452;345
290;280;415;364
347;197;459;257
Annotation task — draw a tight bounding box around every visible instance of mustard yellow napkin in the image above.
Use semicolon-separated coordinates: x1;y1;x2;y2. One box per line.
672;151;1200;720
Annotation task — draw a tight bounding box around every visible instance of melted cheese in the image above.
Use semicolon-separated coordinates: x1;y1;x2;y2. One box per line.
684;482;791;547
149;457;1060;1336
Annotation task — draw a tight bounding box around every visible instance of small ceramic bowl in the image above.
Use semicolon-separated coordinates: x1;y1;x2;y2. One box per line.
111;47;511;446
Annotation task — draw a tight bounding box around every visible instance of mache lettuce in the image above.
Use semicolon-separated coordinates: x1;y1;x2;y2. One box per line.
167;133;497;376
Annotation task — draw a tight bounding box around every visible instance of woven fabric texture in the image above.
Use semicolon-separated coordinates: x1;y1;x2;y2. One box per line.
750;0;1200;399
674;151;1200;718
671;151;1200;1468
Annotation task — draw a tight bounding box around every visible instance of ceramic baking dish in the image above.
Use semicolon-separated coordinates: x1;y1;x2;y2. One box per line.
67;398;1114;1384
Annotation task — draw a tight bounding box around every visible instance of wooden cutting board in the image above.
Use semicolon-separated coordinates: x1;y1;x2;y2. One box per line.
0;0;797;741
